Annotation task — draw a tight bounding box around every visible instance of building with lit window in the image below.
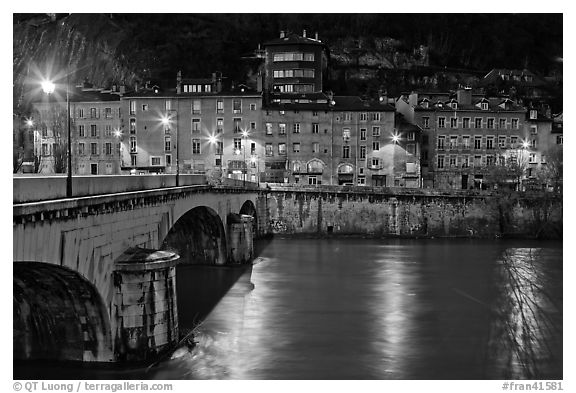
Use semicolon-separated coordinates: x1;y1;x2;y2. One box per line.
259;31;418;187
396;88;532;189
263;30;329;98
30;86;122;175
119;73;262;181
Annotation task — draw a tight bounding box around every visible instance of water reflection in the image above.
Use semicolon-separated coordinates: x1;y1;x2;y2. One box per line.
148;239;561;380
14;239;562;380
486;247;563;379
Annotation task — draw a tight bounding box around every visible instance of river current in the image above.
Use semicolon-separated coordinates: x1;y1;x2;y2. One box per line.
14;238;562;380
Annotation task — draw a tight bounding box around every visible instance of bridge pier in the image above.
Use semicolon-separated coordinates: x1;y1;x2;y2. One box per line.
227;214;254;264
113;248;179;362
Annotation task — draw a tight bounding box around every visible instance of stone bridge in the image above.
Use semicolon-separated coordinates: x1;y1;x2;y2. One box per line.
13;174;264;363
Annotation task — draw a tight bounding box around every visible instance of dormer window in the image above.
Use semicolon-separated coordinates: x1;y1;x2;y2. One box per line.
530;110;537;120
451;102;458;110
481;102;488;110
421;100;429;109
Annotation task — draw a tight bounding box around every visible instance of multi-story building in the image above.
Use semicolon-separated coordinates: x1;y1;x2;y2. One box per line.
259;31;419;187
30;87;122;175
523;106;553;179
263;30;329;96
397;88;530;189
261;94;407;186
120;74;263;181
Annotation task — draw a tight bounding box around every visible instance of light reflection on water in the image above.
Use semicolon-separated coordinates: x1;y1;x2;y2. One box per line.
13;238;562;380
149;238;562;380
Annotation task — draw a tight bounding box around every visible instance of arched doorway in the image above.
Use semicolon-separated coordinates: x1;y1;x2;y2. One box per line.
337;163;354;185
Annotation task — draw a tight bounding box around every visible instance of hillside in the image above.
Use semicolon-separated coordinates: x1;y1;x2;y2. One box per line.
13;13;563;112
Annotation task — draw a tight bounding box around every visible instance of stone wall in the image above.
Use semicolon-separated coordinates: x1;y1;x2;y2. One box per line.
260;190;562;239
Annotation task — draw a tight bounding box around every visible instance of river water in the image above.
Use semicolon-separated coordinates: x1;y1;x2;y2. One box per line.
14;238;562;380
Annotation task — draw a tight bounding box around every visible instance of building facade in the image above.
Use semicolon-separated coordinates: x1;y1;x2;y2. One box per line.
397;88;534;189
260;96;418;186
30;88;122;175
263;31;329;96
120;77;263;181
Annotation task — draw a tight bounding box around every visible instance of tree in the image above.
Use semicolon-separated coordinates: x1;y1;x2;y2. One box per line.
537;146;563;193
486;152;530;192
41;105;69;174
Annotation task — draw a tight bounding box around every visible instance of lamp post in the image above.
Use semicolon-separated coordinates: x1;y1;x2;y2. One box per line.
241;130;249;188
162;115;179;186
114;128;123;173
42;78;72;197
391;131;400;187
250;155;260;187
209;134;223;184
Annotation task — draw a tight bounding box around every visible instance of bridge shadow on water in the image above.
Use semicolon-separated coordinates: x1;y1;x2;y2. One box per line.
13;239;273;380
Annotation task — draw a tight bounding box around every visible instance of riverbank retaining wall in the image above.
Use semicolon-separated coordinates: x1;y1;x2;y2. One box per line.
259;189;562;239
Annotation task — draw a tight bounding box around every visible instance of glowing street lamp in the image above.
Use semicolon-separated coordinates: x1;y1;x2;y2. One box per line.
209;134;223;181
42;77;72;197
113;128;123;171
161;115;179;186
26;119;34;128
41;80;55;95
241;130;250;187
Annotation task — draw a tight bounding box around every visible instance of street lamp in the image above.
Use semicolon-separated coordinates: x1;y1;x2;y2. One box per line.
250;155;260;186
161;115;179;186
241;130;249;188
114;128;123;173
42;77;72;197
209;134;223;183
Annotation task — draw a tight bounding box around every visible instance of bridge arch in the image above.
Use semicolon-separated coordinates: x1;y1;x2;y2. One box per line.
161;206;227;265
13;262;113;362
239;199;258;236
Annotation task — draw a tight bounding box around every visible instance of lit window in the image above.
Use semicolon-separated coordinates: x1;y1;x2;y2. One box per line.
343;128;351;141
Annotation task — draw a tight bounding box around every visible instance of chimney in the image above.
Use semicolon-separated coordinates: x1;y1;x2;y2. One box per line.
280;30;285;38
119;85;126;95
315;32;319;40
303;29;307;38
456;88;472;106
134;81;139;93
176;70;182;94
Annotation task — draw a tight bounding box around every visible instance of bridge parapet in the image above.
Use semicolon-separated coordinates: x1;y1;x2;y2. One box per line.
13;174;207;204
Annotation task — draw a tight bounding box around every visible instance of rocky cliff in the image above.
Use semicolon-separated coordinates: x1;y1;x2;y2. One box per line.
13;14;141;112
